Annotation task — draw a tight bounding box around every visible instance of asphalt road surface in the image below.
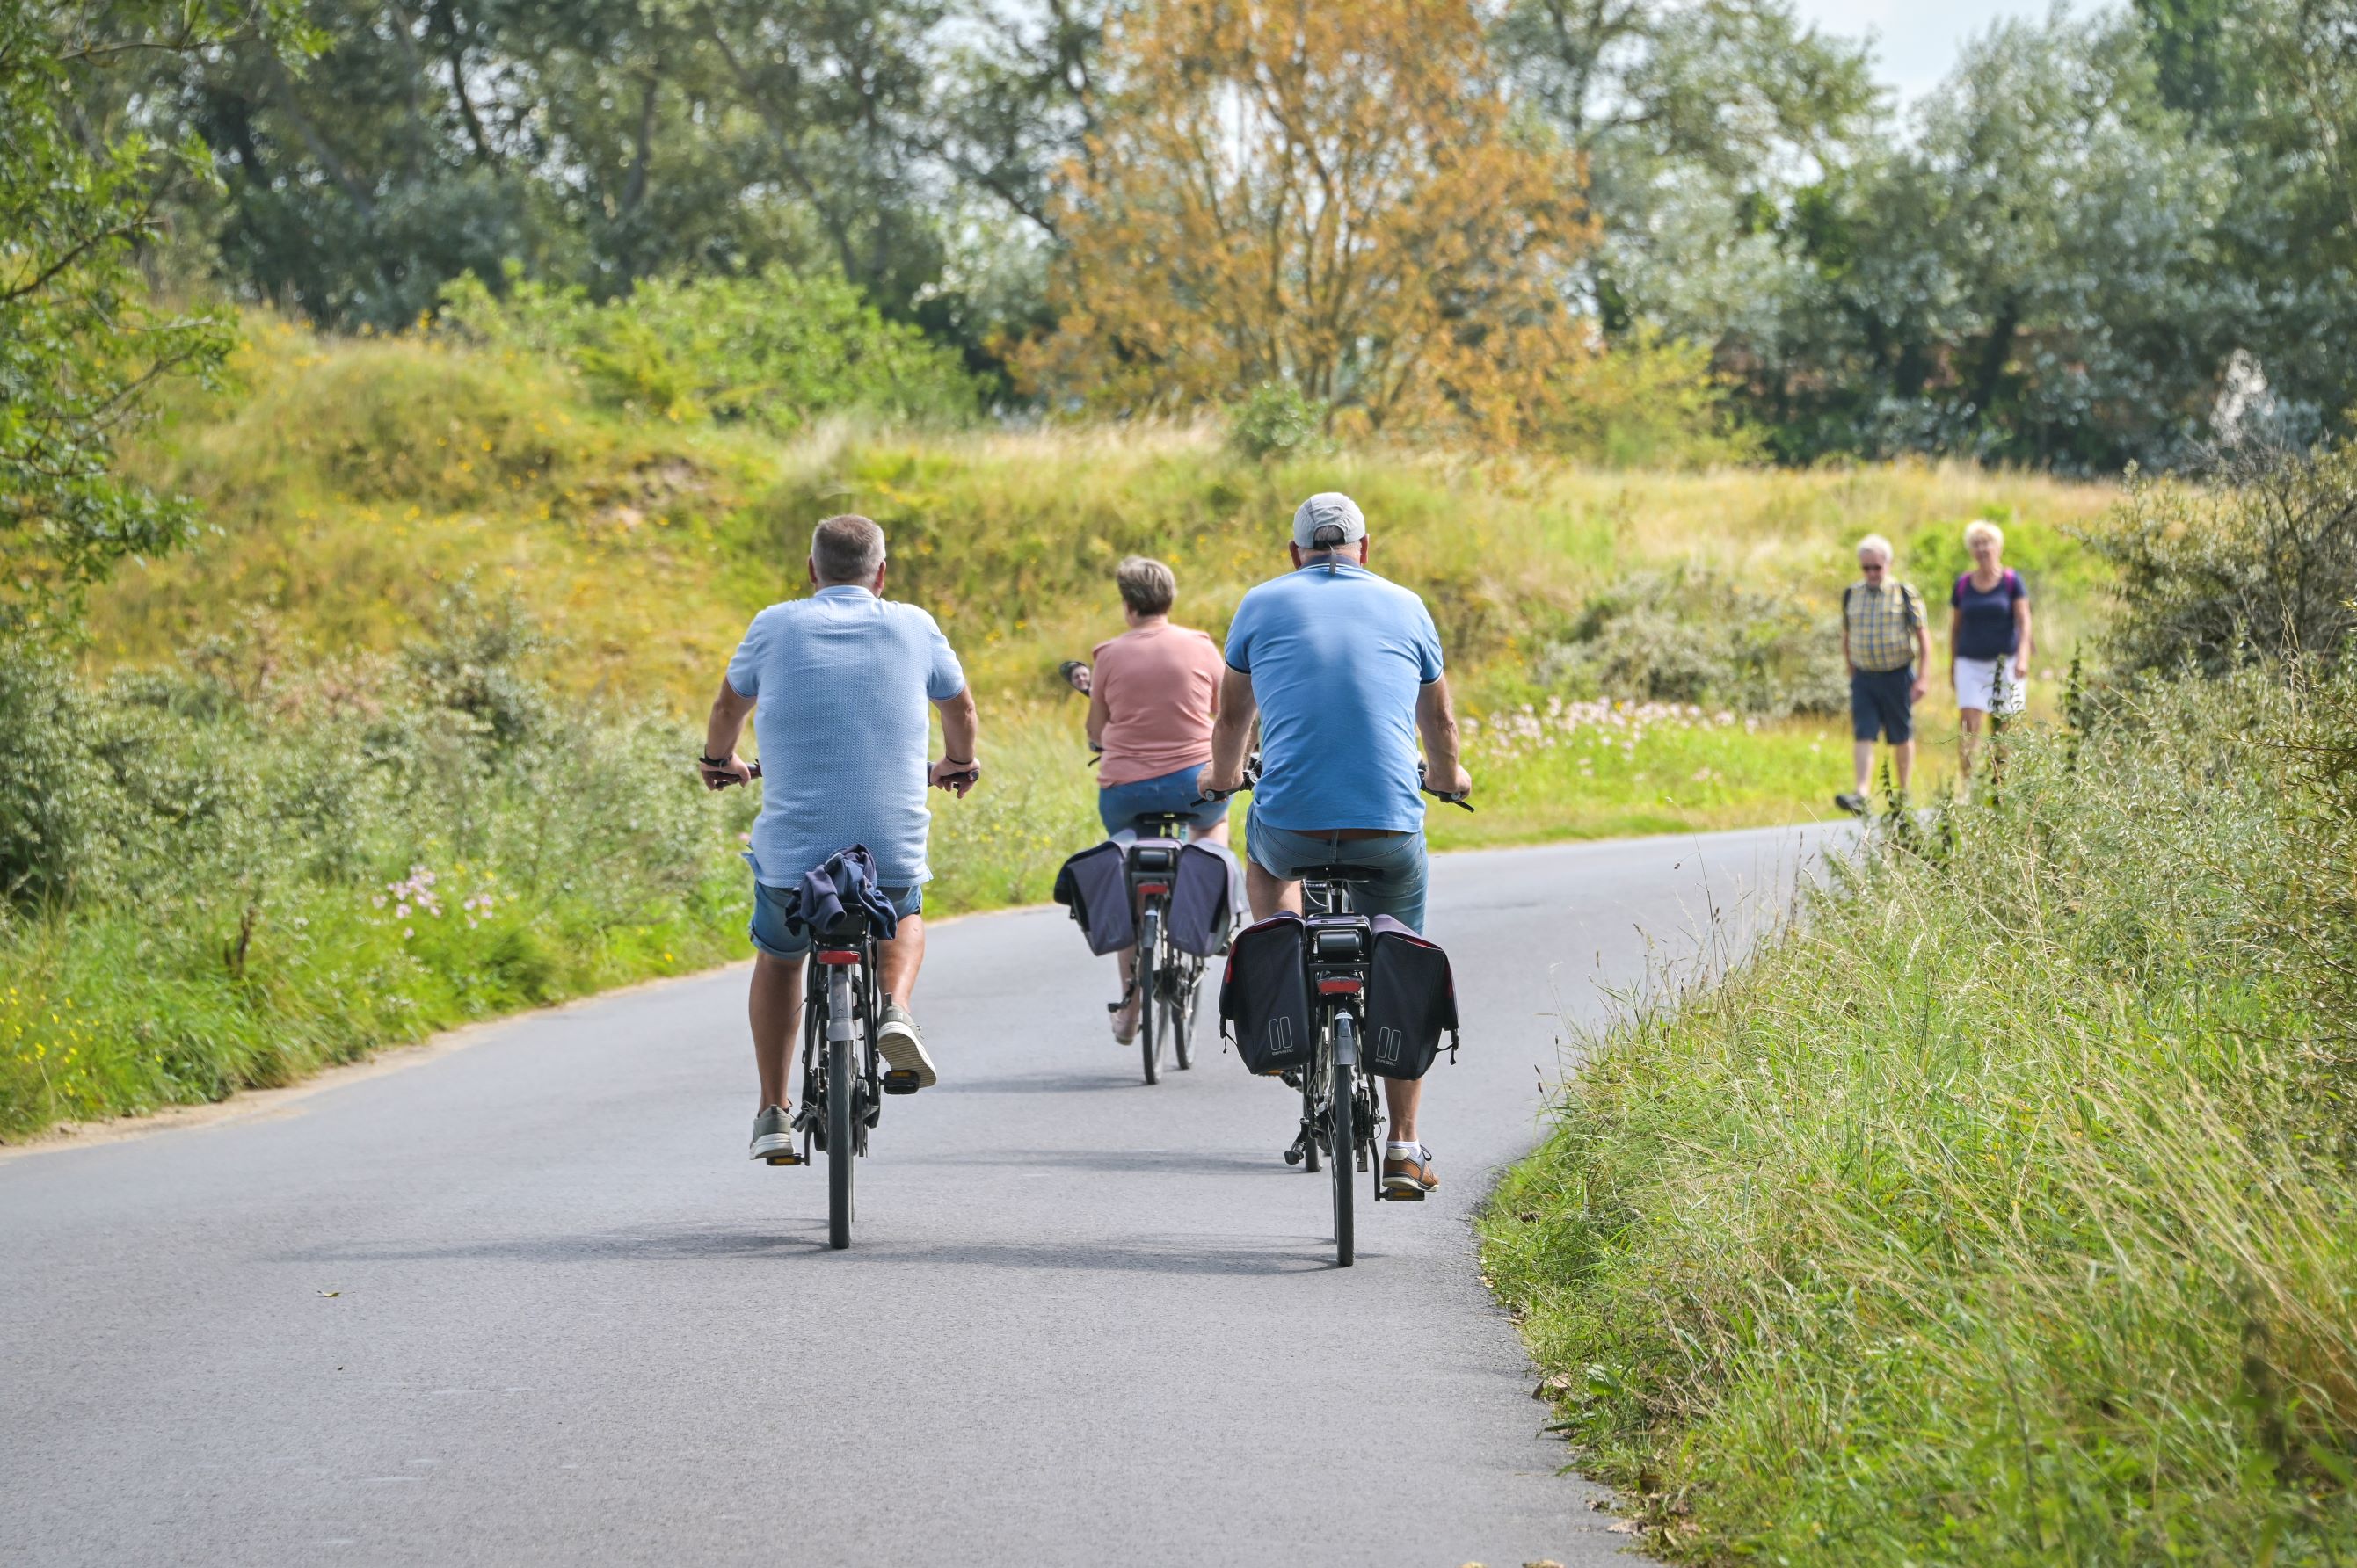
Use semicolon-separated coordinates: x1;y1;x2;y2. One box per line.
3;825;1835;1567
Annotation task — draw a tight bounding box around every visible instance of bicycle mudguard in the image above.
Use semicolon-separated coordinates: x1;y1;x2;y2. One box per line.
1362;914;1459;1079
1218;913;1313;1075
1051;841;1135;955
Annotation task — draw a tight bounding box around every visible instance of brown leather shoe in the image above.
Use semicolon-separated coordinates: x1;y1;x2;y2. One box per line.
1381;1143;1439;1201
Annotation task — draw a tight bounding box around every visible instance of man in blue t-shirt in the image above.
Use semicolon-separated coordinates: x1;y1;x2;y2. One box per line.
1198;492;1472;1201
699;514;980;1163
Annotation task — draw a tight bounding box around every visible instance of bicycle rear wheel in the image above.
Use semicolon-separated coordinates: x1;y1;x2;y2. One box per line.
1170;963;1200;1070
1138;907;1162;1085
1328;1034;1356;1268
827;1026;855;1250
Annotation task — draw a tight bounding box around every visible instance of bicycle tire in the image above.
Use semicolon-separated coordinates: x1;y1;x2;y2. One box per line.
1171;964;1199;1070
1330;1025;1356;1267
1138;907;1162;1085
827;1025;854;1250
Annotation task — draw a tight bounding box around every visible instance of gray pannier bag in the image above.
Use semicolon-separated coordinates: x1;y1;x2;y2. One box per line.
1217;912;1314;1074
1165;840;1240;957
1051;841;1135;956
1361;914;1459;1080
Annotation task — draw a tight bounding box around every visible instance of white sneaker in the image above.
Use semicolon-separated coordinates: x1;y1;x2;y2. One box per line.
876;1002;938;1089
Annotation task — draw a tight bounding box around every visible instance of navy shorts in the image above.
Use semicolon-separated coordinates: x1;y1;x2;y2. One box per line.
1851;666;1916;744
749;879;922;960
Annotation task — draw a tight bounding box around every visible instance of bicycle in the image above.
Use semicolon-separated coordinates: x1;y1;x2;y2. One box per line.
709;757;971;1252
1113;811;1218;1085
1202;759;1470;1267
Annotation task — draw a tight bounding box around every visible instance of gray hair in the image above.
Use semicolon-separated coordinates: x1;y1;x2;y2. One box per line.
1115;555;1176;616
811;514;886;584
1964;519;2004;552
1854;533;1895;564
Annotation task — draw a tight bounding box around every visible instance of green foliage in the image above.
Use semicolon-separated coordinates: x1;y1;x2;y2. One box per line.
1545;330;1764;468
439;266;981;432
1533;569;1844;717
1226;382;1328;461
0;0;310;636
2088;438;2357;676
1484;668;2357;1561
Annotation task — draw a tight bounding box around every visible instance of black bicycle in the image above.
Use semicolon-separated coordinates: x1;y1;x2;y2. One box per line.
707;758;953;1251
1116;812;1217;1085
1202;759;1470;1267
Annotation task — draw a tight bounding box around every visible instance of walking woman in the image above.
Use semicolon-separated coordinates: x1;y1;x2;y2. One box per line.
1086;556;1228;1042
1951;519;2033;779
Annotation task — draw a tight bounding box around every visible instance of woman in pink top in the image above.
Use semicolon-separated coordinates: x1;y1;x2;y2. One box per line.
1087;556;1229;843
1085;556;1228;1042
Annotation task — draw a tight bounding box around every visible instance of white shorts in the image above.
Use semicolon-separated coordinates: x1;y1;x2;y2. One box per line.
1954;656;2026;715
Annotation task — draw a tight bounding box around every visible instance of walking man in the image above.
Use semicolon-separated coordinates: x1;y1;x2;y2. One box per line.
1197;492;1472;1200
1837;533;1930;816
698;514;980;1161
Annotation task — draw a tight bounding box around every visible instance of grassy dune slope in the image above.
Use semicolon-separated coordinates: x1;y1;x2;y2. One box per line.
99;316;2115;837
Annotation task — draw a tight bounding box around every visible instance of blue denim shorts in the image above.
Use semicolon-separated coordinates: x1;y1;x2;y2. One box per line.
748;879;922;960
1850;665;1916;744
1245;807;1429;933
1097;765;1229;836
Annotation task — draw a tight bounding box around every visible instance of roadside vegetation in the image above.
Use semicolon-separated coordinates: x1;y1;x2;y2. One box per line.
1482;444;2357;1561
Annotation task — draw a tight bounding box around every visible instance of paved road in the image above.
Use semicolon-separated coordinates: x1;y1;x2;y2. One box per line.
2;826;1833;1567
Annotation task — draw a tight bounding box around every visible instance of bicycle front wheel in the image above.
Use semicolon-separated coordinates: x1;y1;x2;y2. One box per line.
1329;1046;1356;1268
827;1027;855;1250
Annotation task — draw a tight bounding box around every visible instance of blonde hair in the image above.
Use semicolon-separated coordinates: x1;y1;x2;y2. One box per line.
1964;519;2005;552
1115;555;1177;616
1855;534;1895;565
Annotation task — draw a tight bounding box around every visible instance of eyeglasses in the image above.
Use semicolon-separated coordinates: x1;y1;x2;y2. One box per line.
1860;562;1887;572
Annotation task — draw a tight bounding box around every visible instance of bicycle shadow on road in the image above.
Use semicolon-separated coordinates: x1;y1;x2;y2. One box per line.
277;1227;1355;1274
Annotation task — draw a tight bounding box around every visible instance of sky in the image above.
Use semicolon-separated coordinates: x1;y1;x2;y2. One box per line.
1793;0;2075;105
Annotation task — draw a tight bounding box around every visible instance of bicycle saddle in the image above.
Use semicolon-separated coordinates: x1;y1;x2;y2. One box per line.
1294;863;1384;884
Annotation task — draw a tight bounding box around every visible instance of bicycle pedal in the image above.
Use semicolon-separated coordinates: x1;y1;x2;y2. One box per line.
881;1070;922;1095
1382;1184;1428;1202
765;1151;805;1167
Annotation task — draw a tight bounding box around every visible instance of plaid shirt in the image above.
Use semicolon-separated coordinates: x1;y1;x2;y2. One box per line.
1844;578;1925;672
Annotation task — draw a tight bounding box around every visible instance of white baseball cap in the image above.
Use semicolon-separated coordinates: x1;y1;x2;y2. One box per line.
1291;492;1366;550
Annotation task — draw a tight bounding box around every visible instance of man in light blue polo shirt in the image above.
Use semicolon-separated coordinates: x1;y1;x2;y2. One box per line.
1198;492;1471;1201
699;514;980;1161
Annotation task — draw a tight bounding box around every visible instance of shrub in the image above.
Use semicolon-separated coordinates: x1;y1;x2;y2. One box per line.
439;265;981;432
1531;568;1844;716
2086;437;2357;677
0;649;96;905
1226;381;1329;461
1543;327;1764;469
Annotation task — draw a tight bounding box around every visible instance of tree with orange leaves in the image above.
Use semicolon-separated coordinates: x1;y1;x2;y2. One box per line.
1016;0;1598;445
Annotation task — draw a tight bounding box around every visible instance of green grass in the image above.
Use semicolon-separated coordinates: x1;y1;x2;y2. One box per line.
1480;672;2357;1563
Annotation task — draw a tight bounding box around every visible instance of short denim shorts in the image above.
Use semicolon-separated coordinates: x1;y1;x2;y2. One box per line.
1850;665;1916;744
748;878;922;960
1097;765;1229;837
1245;805;1429;933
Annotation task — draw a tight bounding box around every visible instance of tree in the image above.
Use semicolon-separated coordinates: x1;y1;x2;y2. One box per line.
1489;0;1879;340
1;0;311;638
1752;13;2242;468
1020;0;1597;443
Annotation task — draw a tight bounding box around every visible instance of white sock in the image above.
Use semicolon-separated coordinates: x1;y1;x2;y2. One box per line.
1387;1139;1419;1157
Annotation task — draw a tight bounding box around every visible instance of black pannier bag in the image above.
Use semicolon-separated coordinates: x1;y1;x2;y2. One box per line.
1051;841;1135;955
1165;840;1240;957
1217;913;1313;1075
1362;914;1459;1080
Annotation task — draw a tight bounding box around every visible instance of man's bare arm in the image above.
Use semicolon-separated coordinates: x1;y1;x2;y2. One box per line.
1416;676;1471;796
700;678;756;788
931;687;981;796
1198;665;1258;795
